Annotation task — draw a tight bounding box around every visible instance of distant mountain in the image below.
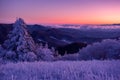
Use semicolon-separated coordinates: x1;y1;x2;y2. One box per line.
1;23;120;55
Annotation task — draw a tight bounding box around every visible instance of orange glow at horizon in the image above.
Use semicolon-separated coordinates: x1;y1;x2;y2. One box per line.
0;0;120;25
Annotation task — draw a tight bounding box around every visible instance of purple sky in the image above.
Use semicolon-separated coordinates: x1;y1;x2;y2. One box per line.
0;0;120;24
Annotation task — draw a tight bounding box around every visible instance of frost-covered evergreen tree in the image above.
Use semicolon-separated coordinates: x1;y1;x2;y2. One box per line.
36;43;54;61
3;18;36;61
24;52;37;62
2;18;56;61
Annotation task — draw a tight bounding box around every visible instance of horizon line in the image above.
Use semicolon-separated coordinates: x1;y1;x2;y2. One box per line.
0;22;120;26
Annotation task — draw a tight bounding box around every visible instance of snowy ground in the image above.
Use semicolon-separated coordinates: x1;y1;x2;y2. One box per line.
0;60;120;80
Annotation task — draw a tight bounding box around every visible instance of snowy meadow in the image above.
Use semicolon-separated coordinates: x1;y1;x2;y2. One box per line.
0;60;120;80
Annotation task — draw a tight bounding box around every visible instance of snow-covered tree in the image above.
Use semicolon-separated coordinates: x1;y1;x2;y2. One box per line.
36;48;44;60
36;43;54;61
79;39;120;60
3;18;36;61
24;52;37;62
1;18;57;62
